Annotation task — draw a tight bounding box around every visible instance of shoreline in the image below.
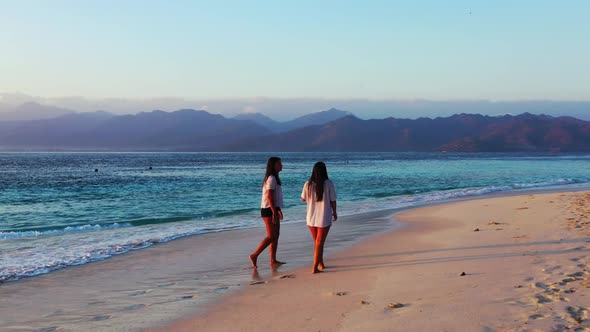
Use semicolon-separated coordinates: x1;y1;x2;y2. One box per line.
2;182;589;284
1;187;590;331
0;200;400;331
151;190;590;332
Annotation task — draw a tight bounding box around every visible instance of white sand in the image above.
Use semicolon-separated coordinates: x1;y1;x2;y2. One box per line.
153;192;590;332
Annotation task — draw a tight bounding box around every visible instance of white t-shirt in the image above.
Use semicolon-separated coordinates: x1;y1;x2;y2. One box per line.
301;179;337;228
261;175;283;208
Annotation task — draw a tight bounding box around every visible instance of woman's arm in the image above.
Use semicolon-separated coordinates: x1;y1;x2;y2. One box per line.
266;189;280;223
266;189;275;209
301;181;308;202
330;200;337;221
329;181;337;221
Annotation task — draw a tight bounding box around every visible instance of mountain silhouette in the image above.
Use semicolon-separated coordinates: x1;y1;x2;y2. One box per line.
1;110;589;152
233;113;280;130
233;108;352;132
277;108;352;132
224;113;590;152
0;109;270;151
0;102;74;121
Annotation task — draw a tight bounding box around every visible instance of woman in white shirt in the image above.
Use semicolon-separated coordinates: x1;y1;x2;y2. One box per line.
301;162;337;273
250;157;286;269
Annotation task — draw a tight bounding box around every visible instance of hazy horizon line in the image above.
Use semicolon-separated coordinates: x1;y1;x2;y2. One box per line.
1;92;590;121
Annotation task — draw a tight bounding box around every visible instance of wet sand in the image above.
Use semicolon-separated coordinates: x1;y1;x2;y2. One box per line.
0;209;398;331
152;192;590;332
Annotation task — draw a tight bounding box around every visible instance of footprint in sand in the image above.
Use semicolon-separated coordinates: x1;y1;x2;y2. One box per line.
533;281;549;289
534;294;554;304
249;281;267;285
176;295;195;300
559;277;577;285
35;327;60;332
546;286;562;294
90;315;111;321
125;304;146;310
279;274;296;279
566;306;589;323
215;286;229;293
568;271;586;278
87;300;106;306
541;265;562;273
128;290;151;297
158;282;176;288
530;282;571;304
528;313;544;320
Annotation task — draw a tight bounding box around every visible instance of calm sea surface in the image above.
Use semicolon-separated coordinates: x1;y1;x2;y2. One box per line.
1;152;590;282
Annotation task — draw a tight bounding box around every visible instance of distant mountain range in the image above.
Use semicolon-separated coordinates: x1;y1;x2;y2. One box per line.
0;102;75;121
0;108;350;151
227;113;590;152
233;108;352;132
0;109;589;152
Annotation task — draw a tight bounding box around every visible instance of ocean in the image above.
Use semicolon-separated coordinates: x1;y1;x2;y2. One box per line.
1;152;590;283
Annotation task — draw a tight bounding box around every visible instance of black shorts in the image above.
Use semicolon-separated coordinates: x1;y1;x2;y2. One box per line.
261;207;281;218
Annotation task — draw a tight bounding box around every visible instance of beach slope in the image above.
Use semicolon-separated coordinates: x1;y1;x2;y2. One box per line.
153;192;590;332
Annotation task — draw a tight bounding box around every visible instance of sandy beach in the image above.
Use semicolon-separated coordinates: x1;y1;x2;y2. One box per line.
153;191;590;332
0;205;397;331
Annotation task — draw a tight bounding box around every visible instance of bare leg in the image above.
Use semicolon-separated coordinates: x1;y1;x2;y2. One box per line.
312;226;330;274
250;217;274;268
308;226;323;271
308;225;318;240
270;220;285;266
309;226;327;270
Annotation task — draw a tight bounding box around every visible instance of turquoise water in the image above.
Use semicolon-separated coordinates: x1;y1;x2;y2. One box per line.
1;152;590;282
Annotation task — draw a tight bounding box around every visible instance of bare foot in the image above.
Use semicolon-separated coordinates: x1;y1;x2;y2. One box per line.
318;262;325;271
251;269;262;281
312;268;323;274
249;254;258;269
271;260;286;267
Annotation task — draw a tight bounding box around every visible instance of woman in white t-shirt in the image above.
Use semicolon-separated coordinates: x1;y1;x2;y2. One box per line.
301;161;337;273
250;157;286;269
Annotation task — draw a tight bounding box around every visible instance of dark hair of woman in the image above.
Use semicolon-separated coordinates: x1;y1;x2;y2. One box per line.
264;156;282;186
308;161;329;201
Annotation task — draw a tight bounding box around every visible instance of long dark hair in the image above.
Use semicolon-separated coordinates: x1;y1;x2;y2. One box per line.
308;161;329;201
263;156;282;186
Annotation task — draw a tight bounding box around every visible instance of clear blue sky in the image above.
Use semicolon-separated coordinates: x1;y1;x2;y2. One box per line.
1;0;589;100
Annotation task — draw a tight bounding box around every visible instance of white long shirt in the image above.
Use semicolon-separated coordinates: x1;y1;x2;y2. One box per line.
301;179;337;228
